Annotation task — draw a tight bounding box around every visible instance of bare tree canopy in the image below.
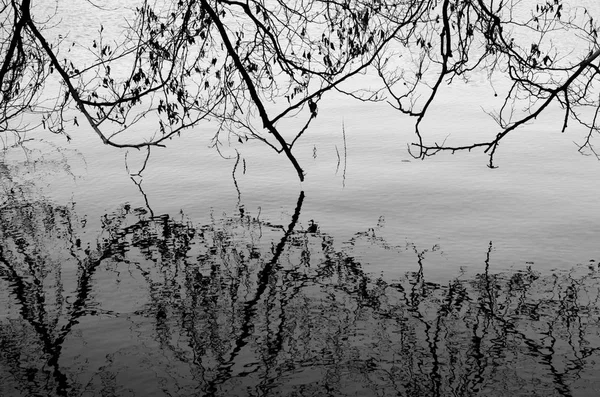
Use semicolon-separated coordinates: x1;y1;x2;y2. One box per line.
1;0;599;179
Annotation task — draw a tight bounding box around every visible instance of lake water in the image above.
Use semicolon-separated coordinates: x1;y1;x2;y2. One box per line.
2;1;600;396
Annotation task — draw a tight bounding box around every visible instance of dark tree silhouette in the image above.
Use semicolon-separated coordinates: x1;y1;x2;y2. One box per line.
1;0;599;177
375;0;600;166
0;0;422;180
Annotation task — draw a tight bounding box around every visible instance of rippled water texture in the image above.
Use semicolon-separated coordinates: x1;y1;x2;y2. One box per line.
1;140;600;396
2;0;600;396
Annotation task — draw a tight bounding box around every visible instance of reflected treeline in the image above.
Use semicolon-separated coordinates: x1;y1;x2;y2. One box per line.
2;187;600;396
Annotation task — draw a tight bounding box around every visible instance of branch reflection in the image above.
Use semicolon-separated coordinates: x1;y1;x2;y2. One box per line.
1;185;600;396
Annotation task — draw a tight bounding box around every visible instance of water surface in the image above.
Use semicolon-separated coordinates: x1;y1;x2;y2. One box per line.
2;1;600;395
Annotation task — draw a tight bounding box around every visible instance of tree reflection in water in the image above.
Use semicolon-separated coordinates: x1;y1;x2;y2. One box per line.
1;157;600;396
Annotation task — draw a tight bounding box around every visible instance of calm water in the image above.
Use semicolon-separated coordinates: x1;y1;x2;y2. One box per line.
2;1;600;396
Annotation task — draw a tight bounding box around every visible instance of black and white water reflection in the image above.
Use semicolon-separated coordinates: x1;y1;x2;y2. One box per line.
2;144;600;397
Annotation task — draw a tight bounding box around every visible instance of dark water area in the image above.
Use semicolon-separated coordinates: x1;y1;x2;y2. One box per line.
2;147;600;397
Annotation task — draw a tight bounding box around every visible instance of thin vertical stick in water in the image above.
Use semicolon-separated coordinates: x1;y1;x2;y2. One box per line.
342;120;347;187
